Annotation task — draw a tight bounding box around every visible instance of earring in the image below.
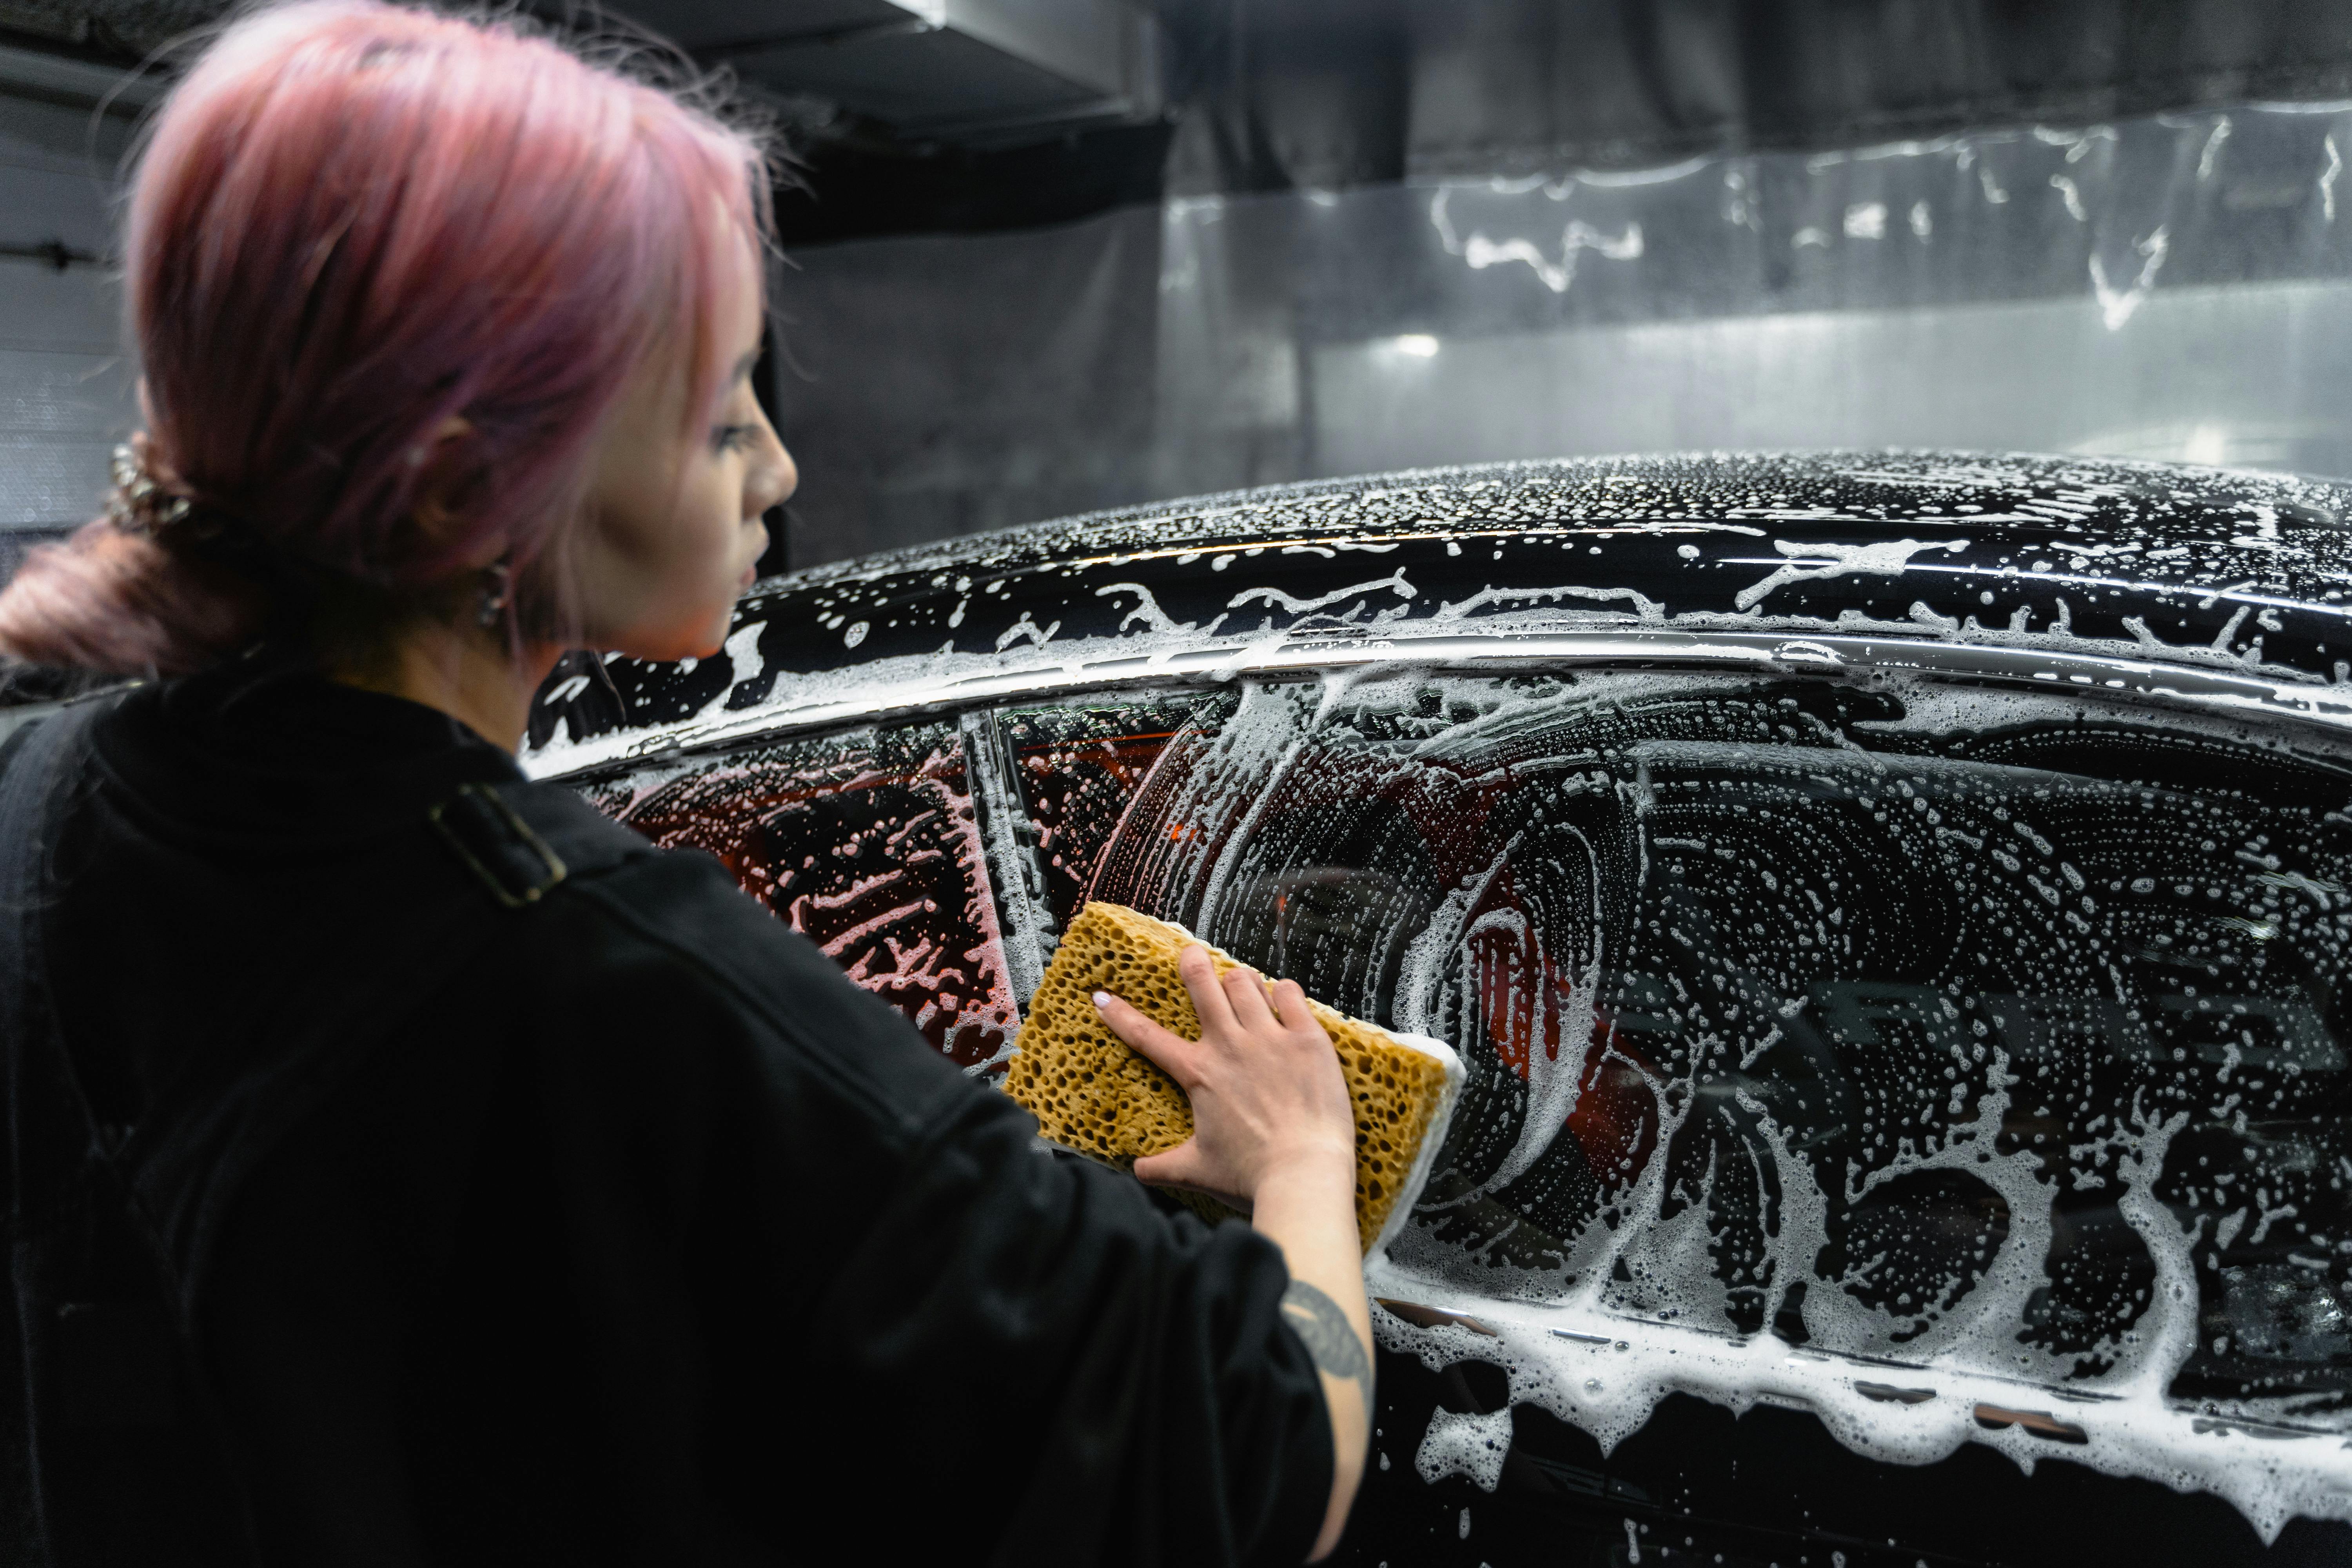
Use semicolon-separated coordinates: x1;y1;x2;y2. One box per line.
477;560;512;630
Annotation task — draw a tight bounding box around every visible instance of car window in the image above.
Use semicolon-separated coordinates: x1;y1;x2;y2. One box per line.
1072;671;2352;1428
998;692;1227;934
579;721;1020;1070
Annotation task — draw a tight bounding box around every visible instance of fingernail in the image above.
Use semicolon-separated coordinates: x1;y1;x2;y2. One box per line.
1093;990;1113;1009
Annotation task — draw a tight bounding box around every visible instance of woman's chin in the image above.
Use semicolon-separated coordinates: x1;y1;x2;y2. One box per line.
599;619;733;667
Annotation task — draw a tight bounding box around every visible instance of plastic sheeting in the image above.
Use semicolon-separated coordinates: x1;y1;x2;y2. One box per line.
773;99;2352;568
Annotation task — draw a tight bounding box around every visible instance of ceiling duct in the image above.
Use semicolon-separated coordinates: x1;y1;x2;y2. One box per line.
629;0;1162;144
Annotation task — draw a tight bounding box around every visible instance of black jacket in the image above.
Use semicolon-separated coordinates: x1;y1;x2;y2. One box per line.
3;659;1330;1566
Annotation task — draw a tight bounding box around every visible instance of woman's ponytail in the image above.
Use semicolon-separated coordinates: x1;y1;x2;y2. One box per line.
0;506;264;677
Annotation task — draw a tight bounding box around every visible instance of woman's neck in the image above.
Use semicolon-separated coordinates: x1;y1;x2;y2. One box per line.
330;615;563;755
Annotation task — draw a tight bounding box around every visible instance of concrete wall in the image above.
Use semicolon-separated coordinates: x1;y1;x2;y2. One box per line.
0;89;132;573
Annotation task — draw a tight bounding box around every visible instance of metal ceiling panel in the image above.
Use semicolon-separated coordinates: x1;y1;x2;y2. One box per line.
0;38;162;114
632;0;925;53
730;24;1102;128
621;0;1158;140
937;0;1126;98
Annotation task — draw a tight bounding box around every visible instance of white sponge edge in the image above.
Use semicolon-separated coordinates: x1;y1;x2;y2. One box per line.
1367;1031;1461;1260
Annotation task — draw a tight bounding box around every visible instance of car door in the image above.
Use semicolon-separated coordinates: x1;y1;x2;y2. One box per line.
565;663;2352;1564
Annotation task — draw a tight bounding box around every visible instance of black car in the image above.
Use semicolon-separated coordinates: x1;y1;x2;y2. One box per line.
529;452;2352;1567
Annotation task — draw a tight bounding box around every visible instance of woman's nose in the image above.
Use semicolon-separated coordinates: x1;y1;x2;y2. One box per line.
753;432;797;517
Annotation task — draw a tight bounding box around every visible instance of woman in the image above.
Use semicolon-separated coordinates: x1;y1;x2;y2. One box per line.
0;4;1370;1563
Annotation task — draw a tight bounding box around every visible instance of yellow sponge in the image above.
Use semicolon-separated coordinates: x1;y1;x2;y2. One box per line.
1005;902;1462;1255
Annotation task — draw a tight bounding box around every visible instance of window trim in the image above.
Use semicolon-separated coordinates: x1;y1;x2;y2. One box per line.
525;628;2352;783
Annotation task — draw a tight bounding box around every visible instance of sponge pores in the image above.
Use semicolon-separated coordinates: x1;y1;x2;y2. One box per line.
1005;901;1459;1254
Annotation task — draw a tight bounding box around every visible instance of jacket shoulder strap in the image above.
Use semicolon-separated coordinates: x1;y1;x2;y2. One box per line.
140;772;654;1318
428;776;653;910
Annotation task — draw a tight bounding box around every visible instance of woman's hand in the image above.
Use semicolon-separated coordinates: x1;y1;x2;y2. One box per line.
1094;947;1372;1561
1091;945;1354;1209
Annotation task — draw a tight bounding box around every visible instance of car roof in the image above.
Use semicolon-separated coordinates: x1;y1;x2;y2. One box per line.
525;450;2352;772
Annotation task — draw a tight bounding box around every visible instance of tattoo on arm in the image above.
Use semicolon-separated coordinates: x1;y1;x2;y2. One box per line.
1280;1281;1372;1403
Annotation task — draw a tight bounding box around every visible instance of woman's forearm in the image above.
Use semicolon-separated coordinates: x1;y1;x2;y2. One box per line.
1251;1152;1372;1562
1098;956;1373;1559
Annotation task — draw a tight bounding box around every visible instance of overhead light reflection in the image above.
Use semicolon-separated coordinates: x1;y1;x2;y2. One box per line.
1391;334;1441;358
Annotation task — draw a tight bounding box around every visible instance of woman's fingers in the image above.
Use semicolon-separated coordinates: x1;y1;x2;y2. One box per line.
1220;959;1281;1036
1134;1139;1251;1211
1267;976;1314;1034
1132;1138;1200;1187
1095;990;1200;1085
1174;944;1241;1042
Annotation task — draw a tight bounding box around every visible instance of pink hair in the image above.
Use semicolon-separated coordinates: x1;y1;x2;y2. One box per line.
0;0;771;674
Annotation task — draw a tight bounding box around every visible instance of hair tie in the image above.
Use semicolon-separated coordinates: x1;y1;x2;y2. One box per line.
104;436;194;537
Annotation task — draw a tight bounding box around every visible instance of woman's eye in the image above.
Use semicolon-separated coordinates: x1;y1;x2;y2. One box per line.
711;424;756;453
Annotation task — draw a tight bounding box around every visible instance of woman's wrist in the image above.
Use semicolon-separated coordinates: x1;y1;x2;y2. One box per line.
1247;1140;1356;1210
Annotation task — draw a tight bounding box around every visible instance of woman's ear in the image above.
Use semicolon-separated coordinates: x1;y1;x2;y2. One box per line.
405;416;503;571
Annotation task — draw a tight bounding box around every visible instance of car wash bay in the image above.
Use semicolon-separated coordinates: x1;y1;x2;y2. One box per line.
9;6;2352;1565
